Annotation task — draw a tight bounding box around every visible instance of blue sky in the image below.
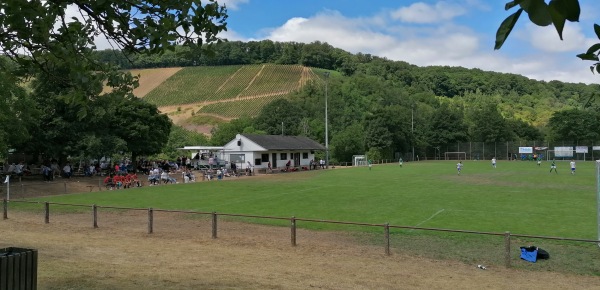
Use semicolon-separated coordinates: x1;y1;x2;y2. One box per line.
219;0;600;84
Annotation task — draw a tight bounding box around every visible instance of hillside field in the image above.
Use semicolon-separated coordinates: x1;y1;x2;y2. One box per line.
135;64;316;128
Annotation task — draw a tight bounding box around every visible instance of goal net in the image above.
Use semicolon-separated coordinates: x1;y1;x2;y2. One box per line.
546;150;574;161
444;152;467;161
352;155;367;166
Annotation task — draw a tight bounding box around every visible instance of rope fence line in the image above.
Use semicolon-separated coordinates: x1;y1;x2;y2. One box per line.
3;199;600;268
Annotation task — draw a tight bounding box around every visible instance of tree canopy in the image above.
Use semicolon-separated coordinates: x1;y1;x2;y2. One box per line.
495;0;600;72
0;0;228;162
0;0;227;63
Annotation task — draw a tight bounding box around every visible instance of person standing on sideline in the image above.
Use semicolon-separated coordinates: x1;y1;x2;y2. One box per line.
550;160;558;174
456;161;463;175
399;158;403;167
570;159;576;175
62;162;72;178
208;156;214;170
491;157;497;168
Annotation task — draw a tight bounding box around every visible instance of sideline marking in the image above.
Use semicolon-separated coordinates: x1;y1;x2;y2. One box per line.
412;209;445;228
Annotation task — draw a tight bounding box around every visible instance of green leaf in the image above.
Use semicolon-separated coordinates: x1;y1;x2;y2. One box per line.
548;4;566;40
586;43;600;55
521;0;552;26
495;9;523;50
505;0;525;10
594;24;600;40
577;53;599;61
549;0;580;22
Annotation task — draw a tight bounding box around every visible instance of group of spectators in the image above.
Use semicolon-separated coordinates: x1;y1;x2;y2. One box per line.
3;161;27;177
103;172;142;190
309;159;326;170
3;156;237;186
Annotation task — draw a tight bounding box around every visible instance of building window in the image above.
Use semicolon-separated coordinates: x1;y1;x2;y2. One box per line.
280;153;287;160
261;154;269;162
302;152;309;159
255;158;262;166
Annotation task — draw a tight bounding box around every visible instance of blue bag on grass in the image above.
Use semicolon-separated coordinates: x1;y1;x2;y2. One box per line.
520;246;550;263
520;246;538;263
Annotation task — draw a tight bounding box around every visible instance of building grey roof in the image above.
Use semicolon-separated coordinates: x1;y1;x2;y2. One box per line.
242;134;326;150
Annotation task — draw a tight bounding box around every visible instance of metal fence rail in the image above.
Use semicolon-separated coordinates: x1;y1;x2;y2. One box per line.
3;199;599;269
421;141;600;161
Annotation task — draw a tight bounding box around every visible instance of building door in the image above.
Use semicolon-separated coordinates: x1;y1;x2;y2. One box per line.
272;153;278;169
293;153;300;167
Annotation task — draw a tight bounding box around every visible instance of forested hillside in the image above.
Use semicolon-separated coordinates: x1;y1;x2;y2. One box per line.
95;40;600;162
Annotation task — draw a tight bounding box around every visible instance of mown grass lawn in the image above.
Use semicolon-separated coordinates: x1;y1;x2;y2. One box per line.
18;160;598;239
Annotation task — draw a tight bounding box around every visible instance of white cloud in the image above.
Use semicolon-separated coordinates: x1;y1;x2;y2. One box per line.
266;12;397;53
263;11;478;66
525;23;596;53
221;29;249;42
256;8;600;84
390;1;467;24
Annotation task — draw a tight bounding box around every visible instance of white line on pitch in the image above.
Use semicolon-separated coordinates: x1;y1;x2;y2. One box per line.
411;209;445;229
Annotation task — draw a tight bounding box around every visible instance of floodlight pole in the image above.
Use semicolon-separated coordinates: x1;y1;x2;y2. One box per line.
324;72;330;169
5;175;9;201
412;105;415;161
597;160;600;246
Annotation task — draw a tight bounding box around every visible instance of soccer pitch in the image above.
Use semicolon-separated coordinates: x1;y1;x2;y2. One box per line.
21;160;598;239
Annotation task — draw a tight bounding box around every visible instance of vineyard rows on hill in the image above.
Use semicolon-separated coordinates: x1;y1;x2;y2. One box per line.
239;65;304;97
143;66;242;107
212;65;263;101
147;65;308;105
143;64;313;118
198;94;288;118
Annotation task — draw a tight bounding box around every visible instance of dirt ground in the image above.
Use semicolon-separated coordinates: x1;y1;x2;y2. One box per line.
2;177;600;289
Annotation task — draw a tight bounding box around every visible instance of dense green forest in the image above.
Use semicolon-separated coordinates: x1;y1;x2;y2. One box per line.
4;40;600;164
97;40;600;161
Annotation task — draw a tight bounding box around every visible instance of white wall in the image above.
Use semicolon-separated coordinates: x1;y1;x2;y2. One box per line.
222;134;319;169
223;134;266;153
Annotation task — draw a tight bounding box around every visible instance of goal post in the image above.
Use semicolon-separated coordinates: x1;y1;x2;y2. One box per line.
352;155;367;167
597;160;600;246
546;150;575;161
444;152;466;161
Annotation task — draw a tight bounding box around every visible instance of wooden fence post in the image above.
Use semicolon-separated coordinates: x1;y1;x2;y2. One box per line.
21;184;25;196
211;212;217;239
291;216;297;247
92;204;98;228
504;231;511;268
44;202;49;224
63;182;67;194
384;223;390;256
148;208;153;234
3;198;7;220
98;179;103;191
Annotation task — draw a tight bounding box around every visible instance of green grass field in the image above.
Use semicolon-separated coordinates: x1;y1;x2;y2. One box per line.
18;160;598;239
